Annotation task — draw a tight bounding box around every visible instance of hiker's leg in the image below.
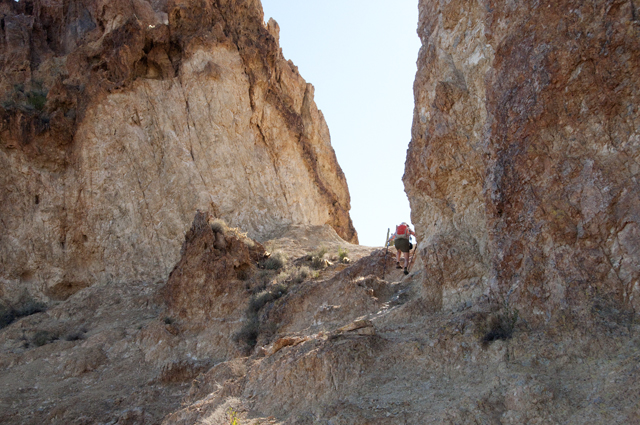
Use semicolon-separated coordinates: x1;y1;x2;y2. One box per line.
403;251;410;268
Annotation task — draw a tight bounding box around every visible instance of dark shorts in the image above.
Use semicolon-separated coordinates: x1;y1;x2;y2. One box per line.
395;238;411;253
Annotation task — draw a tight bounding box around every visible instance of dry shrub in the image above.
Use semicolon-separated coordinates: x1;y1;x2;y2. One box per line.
475;299;519;347
261;252;287;271
0;296;47;330
309;246;328;270
210;218;229;234
64;327;88;341
32;330;58;347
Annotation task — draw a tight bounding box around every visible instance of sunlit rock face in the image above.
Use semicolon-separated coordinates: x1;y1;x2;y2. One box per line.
406;0;640;322
0;0;357;302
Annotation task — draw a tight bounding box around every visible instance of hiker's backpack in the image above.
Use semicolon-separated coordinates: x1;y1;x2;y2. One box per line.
396;224;410;240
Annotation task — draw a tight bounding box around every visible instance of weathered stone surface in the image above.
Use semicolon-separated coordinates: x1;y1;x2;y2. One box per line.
1;214;638;424
0;0;356;304
162;210;264;361
405;0;640;323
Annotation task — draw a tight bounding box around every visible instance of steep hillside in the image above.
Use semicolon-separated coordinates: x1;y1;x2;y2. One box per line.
2;212;636;424
0;212;377;424
0;0;356;304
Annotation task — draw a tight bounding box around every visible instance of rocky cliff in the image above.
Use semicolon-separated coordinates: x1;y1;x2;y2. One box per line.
0;0;357;304
1;1;640;424
405;0;640;324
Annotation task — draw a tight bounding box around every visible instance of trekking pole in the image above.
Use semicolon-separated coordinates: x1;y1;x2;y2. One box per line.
382;228;390;280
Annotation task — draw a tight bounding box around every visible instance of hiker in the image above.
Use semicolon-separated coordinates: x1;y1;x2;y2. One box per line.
389;222;416;275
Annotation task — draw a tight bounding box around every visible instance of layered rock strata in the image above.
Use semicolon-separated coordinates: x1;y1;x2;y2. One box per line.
406;0;640;323
0;0;356;303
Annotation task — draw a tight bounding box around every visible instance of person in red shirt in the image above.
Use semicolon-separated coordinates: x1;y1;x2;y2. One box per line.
388;222;416;275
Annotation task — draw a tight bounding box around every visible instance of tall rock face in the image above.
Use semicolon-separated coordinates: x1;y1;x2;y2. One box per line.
406;0;640;323
0;0;357;302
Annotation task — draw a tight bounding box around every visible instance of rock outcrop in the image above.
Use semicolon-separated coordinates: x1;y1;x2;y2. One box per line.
405;0;640;323
0;0;357;304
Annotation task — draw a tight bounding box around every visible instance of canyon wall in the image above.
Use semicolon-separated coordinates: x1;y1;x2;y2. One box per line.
0;0;357;303
406;0;640;322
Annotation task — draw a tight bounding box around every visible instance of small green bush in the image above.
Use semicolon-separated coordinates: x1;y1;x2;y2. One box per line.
26;90;47;111
3;82;48;113
338;247;349;262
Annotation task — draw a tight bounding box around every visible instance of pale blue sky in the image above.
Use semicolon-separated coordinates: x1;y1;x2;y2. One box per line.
261;1;421;247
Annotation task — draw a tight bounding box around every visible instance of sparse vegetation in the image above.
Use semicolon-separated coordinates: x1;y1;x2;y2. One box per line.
477;298;519;347
309;246;328;270
0;296;47;330
248;283;289;315
234;263;317;352
233;318;260;350
313;246;328;259
2;82;48;112
275;265;318;285
227;407;241;425
64;328;87;342
261;251;287;271
163;317;175;325
26;88;48;111
252;270;274;292
338;246;349;262
210;218;229;234
32;330;58;347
